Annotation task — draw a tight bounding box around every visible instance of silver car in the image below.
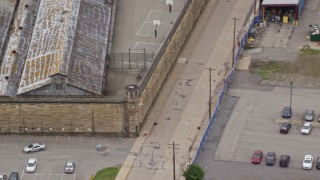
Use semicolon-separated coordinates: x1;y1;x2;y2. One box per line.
304;109;314;121
64;161;75;173
23;143;45;153
0;174;6;180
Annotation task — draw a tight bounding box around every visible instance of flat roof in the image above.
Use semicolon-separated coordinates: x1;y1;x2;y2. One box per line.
262;0;299;5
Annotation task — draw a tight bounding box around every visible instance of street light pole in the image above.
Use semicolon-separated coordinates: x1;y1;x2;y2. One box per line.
290;82;293;120
230;17;240;69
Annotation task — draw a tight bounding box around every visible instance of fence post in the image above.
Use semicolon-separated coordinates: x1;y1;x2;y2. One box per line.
144;48;146;69
129;48;131;69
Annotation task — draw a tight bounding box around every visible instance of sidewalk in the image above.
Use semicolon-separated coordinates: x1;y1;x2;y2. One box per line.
116;0;256;179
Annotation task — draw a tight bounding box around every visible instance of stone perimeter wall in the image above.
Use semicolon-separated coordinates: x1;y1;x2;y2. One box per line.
138;0;207;128
0;102;124;135
0;0;207;137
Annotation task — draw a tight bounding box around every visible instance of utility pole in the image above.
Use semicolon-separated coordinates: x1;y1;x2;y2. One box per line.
290;82;293;120
168;142;179;180
230;17;240;69
205;67;216;121
254;0;257;15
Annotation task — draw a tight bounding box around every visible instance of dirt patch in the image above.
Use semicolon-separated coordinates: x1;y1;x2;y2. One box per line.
249;48;320;88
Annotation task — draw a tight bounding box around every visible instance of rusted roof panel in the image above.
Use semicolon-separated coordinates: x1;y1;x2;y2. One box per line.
0;0;16;60
0;0;41;96
18;0;81;95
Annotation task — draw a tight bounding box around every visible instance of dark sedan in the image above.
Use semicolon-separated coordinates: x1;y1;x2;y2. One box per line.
280;123;291;134
316;157;320;169
265;152;276;166
282;107;292;118
279;154;290;167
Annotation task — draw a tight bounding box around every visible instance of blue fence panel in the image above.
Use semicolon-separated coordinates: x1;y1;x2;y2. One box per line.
192;15;258;164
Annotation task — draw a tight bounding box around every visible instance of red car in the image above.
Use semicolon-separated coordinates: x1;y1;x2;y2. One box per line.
251;150;263;164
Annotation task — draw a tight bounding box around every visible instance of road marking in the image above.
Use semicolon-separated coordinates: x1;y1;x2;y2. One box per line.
105;139;115;150
55;136;58;147
47;161;52;180
60;164;64;180
3;135;7;150
144;21;173;26
21;166;25;179
80;136;82;142
146;9;162;20
10;160;13;169
17;135;21;149
133;42;161;49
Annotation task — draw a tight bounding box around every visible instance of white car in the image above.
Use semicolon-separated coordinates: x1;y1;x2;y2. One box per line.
25;158;37;173
64;161;76;173
0;174;6;180
23;143;45;153
301;122;312;135
303;155;313;170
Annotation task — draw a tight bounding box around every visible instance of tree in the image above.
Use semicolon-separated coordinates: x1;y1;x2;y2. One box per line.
183;164;205;180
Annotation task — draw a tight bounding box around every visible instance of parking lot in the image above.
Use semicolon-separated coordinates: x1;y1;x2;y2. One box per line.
214;85;320;168
0;135;134;180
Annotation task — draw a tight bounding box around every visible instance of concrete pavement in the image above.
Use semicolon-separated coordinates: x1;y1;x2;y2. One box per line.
116;0;256;179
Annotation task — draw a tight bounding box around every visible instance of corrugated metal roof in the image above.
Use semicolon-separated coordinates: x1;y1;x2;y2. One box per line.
16;0;111;95
0;0;41;96
262;0;299;5
18;0;80;95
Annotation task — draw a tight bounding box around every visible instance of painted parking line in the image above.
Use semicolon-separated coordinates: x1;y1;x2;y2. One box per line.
136;22;152;37
144;21;173;26
54;136;58;147
3;135;7;150
47;161;52;180
132;42;161;49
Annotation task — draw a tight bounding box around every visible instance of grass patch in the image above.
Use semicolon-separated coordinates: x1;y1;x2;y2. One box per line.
244;45;256;50
94;167;120;180
300;48;320;55
250;49;320;80
249;60;294;80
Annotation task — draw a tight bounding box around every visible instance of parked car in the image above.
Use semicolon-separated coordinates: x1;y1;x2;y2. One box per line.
0;174;6;180
251;150;263;164
64;161;76;173
8;172;18;180
280;123;291;134
265;152;276;166
301;122;312;135
304;109;314;121
303;155;313;170
25;158;37;173
23;143;45;153
279;154;290;167
316;157;320;169
282;107;292;118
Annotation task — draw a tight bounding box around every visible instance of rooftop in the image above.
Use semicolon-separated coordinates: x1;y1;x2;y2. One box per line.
0;0;112;96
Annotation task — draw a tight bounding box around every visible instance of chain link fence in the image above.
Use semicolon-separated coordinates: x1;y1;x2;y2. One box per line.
109;49;156;69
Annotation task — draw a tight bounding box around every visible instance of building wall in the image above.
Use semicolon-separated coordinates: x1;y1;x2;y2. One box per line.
0;102;125;136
